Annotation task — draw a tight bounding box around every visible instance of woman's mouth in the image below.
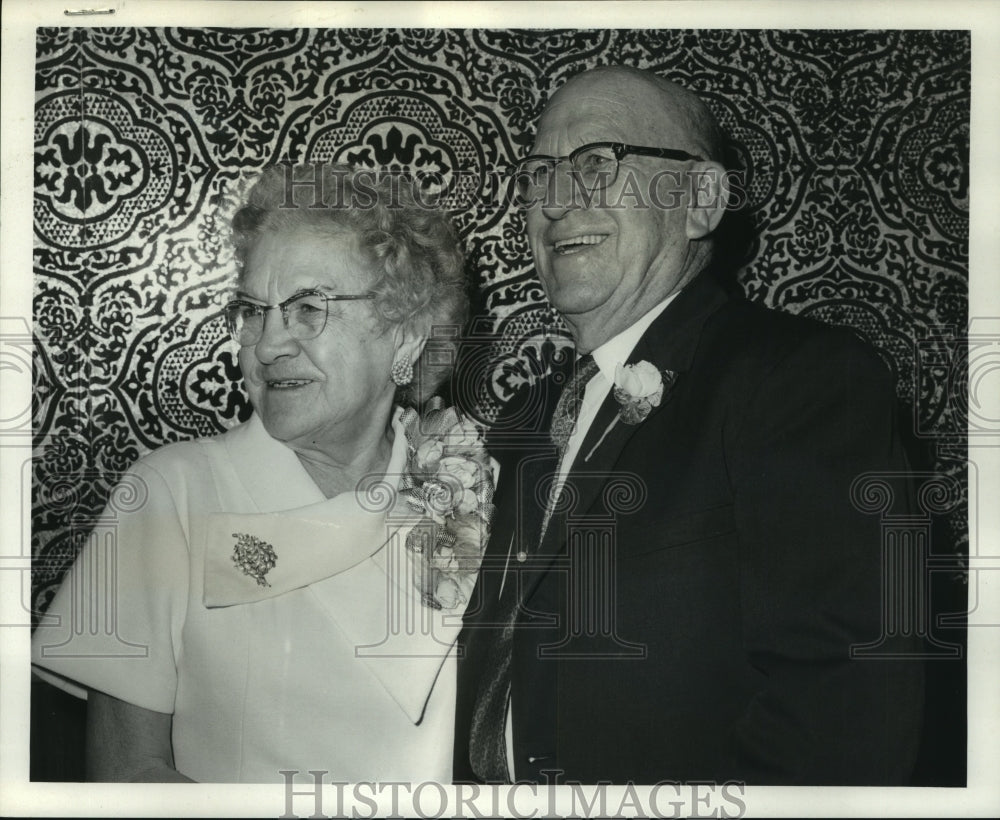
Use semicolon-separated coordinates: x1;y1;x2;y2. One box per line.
266;379;313;389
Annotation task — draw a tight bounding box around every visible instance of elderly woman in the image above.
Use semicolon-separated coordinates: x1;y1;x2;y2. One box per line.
31;163;490;782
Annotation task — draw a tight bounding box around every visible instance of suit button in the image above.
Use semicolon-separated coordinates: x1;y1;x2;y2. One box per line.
517;551;527;562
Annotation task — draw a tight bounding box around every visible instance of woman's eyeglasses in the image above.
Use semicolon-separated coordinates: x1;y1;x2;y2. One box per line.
223;289;375;347
513;141;704;207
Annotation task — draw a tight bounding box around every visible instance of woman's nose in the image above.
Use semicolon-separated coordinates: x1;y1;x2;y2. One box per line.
252;308;299;363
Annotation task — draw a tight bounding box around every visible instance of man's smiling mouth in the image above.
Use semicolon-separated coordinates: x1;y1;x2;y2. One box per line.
553;234;607;255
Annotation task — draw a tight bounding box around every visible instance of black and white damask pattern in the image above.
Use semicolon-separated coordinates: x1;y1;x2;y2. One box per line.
32;28;969;616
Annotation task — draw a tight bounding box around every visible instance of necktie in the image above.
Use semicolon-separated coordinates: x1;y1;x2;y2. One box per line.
467;354;599;783
549;355;600;454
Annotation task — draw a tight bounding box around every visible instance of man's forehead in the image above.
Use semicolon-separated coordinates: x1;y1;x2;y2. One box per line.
541;84;645;124
532;93;681;151
534;97;628;140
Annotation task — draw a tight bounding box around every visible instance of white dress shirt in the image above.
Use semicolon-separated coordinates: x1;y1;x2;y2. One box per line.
504;290;681;779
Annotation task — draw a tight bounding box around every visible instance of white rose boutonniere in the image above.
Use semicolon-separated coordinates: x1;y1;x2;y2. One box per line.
585;360;678;461
613;361;668;424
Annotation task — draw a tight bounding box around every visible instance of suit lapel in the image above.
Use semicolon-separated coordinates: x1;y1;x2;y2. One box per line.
521;274;730;601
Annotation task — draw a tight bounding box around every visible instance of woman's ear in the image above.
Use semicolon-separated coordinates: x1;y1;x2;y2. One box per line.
686;162;730;240
393;325;428;370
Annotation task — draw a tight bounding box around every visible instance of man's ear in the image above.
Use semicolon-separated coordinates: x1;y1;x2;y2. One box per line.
686;162;729;240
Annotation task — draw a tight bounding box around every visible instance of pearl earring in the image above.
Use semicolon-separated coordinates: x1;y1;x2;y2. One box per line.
391;356;413;386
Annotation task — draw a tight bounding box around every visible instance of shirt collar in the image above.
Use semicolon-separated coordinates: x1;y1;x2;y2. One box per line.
589;290;682;380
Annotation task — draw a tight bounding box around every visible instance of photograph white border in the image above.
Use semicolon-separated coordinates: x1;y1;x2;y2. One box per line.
2;1;998;816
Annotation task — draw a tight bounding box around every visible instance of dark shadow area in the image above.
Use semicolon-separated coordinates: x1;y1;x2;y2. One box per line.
894;399;968;787
910;573;968;787
30;676;86;782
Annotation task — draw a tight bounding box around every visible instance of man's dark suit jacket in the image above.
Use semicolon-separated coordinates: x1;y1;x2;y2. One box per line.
454;270;924;785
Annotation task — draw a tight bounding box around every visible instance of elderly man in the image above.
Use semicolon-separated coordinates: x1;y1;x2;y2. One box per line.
454;65;924;785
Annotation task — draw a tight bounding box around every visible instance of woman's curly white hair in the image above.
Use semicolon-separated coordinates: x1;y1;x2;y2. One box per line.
232;162;469;405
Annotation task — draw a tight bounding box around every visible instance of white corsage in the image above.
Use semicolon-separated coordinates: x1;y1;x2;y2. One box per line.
400;400;495;610
585;360;677;461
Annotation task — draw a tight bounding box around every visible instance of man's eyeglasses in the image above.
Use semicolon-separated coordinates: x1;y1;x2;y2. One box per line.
223;289;376;347
513;141;704;207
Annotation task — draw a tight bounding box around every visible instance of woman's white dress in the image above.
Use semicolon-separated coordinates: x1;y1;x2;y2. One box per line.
31;409;469;783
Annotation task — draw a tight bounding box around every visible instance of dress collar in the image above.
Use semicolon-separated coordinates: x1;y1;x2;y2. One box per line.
203;408;412;607
202;406;459;725
223;410;412;514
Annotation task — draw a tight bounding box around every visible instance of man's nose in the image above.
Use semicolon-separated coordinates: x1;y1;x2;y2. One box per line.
539;161;581;220
253;307;299;363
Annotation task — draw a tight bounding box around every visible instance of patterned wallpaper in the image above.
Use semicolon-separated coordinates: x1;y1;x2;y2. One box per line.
31;28;969;619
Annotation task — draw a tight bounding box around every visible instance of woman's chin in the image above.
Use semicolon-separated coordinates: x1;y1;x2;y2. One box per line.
258;413;308;444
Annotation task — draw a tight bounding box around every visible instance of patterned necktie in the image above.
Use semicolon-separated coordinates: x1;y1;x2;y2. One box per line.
467;353;599;783
549;354;600;454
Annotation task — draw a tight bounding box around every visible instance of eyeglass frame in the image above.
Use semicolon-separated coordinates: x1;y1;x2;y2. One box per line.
223;288;377;347
513;141;706;205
